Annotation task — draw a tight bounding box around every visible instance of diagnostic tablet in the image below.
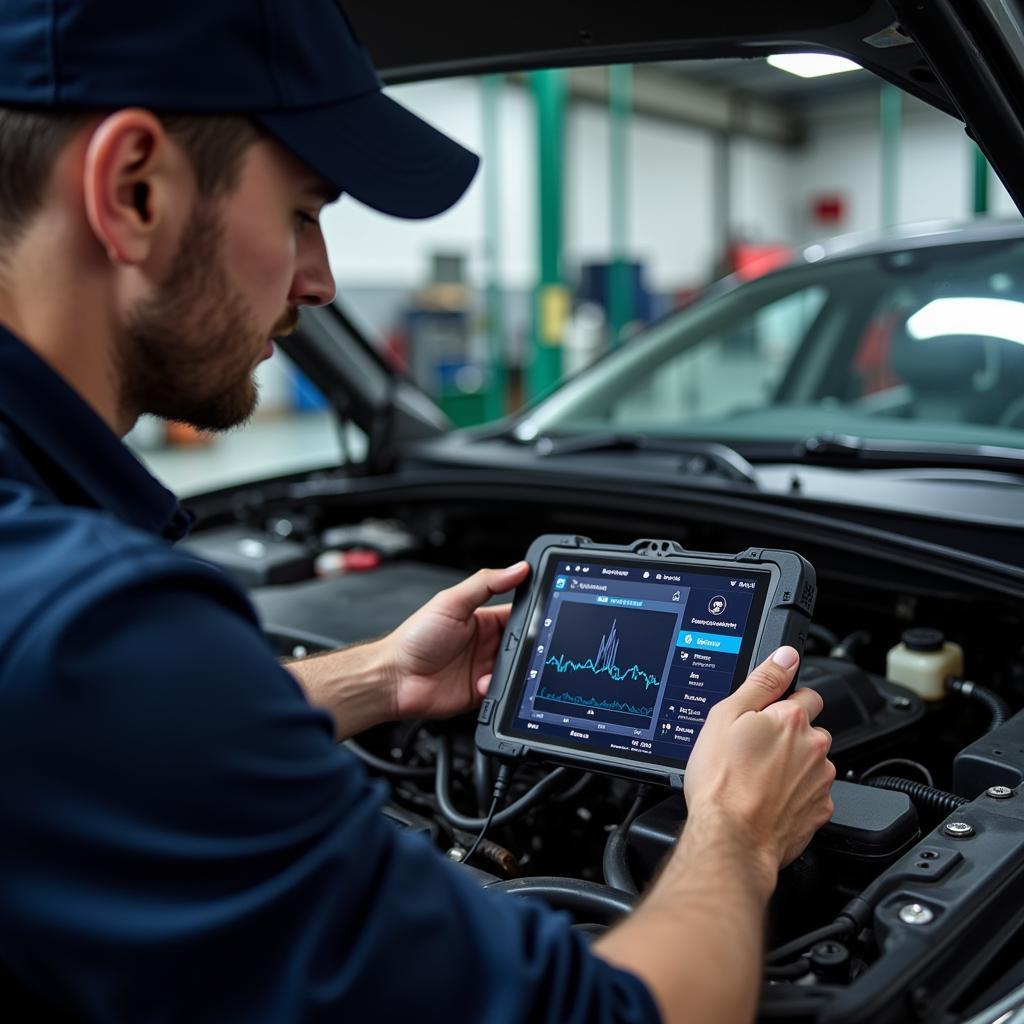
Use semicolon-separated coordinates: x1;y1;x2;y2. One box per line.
476;536;816;787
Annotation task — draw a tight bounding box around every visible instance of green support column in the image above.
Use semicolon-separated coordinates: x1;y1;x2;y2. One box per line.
530;68;567;400
971;143;990;216
880;84;901;230
481;74;506;421
608;64;633;348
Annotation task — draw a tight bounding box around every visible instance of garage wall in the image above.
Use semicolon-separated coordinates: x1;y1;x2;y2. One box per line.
320;75;790;298
566;102;720;292
730;136;795;246
789;89;1019;243
319;72;1024;333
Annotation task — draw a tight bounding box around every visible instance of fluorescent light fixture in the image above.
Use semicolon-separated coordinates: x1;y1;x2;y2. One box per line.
907;297;1024;346
766;53;862;78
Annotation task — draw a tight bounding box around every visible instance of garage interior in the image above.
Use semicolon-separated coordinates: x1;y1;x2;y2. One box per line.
128;56;1017;496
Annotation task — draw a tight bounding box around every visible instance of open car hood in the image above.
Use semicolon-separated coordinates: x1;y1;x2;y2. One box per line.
345;0;1024;214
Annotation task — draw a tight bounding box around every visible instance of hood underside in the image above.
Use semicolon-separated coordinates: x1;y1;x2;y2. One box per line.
345;1;956;115
346;0;1024;229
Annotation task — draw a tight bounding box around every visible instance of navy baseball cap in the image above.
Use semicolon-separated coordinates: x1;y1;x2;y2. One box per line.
0;0;478;219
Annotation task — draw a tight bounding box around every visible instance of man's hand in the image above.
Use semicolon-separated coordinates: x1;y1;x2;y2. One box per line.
594;647;834;1024
284;562;528;739
382;561;530;721
683;645;835;885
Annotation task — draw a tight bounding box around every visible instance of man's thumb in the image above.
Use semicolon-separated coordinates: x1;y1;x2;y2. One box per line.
722;647;800;717
436;562;530;620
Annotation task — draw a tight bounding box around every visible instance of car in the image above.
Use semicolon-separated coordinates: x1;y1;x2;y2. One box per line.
175;5;1024;1023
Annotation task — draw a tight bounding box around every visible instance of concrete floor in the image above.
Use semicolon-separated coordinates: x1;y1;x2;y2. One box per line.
133;412;347;498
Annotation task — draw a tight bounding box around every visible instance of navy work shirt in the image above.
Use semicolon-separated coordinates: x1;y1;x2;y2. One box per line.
0;324;660;1023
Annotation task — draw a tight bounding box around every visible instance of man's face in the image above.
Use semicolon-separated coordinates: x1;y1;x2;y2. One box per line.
118;138;335;432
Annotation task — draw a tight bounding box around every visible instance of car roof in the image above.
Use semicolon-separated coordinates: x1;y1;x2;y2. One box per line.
800;218;1024;264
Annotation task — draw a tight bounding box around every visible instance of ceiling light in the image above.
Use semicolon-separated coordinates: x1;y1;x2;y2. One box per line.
766;54;862;78
907;297;1024;346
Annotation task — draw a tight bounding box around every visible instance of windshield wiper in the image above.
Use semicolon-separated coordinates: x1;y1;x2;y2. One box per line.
799;432;1024;475
533;433;759;487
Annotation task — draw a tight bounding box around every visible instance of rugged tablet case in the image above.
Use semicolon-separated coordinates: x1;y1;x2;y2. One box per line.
475;534;817;787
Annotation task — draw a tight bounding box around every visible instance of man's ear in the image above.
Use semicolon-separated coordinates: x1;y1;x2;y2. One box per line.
81;109;183;267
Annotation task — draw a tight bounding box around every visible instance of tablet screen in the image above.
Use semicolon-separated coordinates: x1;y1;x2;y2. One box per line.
500;554;773;771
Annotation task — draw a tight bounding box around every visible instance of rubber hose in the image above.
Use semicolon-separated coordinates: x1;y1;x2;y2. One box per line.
601;786;649;896
435;737;570;830
808;623;839;649
838;629;870;655
601;827;639;896
863;775;967;816
551;772;594;803
484;876;635;924
949;678;1009;732
766;920;854;965
972;685;1010;730
344;739;435;779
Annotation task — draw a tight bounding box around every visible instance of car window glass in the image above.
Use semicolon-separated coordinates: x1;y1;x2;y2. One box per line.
607;288;826;426
521;239;1024;448
127;350;362;498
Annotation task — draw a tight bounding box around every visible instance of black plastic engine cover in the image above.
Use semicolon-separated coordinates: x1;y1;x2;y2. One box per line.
627;782;917;887
799;656;925;760
953;707;1024;798
182;525;314;588
821;784;1024;1024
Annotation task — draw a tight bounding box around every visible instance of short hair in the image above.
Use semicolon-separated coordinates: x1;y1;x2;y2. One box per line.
0;108;263;250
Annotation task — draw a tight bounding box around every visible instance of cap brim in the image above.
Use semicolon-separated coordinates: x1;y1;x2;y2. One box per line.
257;90;479;220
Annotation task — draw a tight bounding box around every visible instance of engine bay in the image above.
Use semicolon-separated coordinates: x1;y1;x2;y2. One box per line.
184;482;1024;1023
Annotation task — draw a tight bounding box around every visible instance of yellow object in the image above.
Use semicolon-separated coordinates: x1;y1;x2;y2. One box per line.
538;285;569;346
886;632;964;702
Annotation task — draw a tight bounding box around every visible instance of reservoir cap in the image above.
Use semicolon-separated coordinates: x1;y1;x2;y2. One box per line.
902;627;945;652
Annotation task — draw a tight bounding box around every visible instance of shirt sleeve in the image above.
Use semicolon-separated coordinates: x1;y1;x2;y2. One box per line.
0;550;661;1024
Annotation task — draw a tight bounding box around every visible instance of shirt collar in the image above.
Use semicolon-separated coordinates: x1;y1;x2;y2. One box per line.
0;324;192;541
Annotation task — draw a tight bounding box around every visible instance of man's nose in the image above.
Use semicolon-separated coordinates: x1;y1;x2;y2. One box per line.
290;229;336;307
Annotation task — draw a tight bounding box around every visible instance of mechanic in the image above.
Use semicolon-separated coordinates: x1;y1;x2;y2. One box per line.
0;2;835;1022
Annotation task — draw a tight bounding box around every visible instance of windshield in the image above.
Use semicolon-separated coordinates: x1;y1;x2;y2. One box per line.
517;234;1024;451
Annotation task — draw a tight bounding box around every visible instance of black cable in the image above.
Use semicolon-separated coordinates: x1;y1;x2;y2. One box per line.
484;876;635;924
435;737;571;830
860;757;934;788
949;677;1010;732
460;765;512;866
862;775;967;816
551;771;594;803
345;739;435;778
472;746;495;815
764;958;811;980
395;719;427;759
766;920;854;965
832;629;871;661
601;785;650;896
807;623;839;650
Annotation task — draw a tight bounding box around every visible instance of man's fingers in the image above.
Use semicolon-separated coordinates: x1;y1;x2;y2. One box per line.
435;563;530;621
788;686;825;724
476;673;493;698
476;603;514;631
719;647;800;718
813;726;832;754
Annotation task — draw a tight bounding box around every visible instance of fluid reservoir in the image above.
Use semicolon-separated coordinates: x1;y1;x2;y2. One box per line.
886;628;963;702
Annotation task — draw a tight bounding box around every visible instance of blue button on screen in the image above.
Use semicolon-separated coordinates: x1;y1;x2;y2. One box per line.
676;630;742;655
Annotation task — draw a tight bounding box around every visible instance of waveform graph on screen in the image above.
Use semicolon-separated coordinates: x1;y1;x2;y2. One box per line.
533;601;677;727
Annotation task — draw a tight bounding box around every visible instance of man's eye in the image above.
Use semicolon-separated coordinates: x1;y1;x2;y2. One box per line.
294;212;319;233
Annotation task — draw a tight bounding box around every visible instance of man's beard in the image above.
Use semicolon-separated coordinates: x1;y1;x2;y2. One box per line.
117;200;294;433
